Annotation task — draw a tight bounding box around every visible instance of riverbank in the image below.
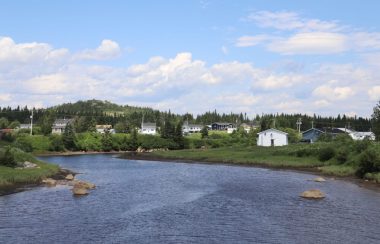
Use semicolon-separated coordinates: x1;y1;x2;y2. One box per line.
120;147;380;189
35;150;124;157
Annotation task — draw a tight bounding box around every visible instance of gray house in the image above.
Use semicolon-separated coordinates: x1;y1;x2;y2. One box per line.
52;119;74;134
302;128;325;143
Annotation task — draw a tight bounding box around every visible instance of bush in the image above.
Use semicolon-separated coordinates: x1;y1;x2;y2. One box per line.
353;139;371;153
356;147;380;178
318;147;335;162
0;147;17;167
49;135;64;152
335;147;350;164
13;136;33;152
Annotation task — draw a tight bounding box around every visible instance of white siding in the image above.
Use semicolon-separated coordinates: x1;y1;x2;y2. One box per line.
257;129;288;147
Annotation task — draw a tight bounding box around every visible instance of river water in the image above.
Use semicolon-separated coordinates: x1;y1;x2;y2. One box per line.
1;154;380;244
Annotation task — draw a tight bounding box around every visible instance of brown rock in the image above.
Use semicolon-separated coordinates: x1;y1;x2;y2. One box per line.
73;180;96;189
313;177;326;182
300;189;325;199
65;174;74;180
72;186;88;196
42;178;57;187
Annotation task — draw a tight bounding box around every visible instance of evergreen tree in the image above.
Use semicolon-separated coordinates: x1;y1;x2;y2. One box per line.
62;124;76;151
200;126;208;139
101;129;113;151
372;101;380;141
130;129;138;151
174;122;185;149
0;147;16;167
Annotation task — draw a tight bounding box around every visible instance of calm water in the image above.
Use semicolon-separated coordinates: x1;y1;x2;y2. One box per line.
1;154;380;244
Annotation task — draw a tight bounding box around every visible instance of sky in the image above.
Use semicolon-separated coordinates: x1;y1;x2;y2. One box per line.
1;0;380;117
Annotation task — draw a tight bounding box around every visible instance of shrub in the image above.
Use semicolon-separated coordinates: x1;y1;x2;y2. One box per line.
356;147;380;178
0;147;17;167
13;136;33;152
335;147;350;164
49;135;64;152
353;139;371;153
318;147;335;162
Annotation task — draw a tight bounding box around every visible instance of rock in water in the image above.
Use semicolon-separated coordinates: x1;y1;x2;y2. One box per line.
65;174;74;180
300;189;325;199
72;186;88;196
42;178;57;187
73;180;96;189
313;177;326;182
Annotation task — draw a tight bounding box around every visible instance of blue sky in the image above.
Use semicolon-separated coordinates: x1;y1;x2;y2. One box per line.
1;0;380;117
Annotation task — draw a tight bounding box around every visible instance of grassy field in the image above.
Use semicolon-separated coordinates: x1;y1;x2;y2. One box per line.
150;145;357;177
0;148;60;190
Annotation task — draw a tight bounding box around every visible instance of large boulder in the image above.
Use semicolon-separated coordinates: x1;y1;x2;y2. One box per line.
73;180;96;189
313;177;326;182
23;161;39;169
72;186;88;196
42;178;57;187
300;189;325;199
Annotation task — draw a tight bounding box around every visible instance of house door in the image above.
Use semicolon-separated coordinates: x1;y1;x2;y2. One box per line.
271;139;274;147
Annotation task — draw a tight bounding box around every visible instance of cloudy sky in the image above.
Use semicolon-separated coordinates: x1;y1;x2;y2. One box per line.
1;0;380;117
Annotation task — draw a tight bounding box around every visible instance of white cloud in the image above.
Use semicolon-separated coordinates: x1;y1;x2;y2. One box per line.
246;11;341;32
255;73;305;89
235;35;270;47
313;85;355;100
352;32;380;50
221;45;229;54
268;32;348;55
0;93;11;102
368;86;380;101
75;39;121;60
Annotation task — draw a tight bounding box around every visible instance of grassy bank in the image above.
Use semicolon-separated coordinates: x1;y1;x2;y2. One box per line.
146;145;358;177
0;148;60;192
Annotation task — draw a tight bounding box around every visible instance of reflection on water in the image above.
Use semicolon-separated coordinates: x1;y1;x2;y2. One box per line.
1;154;380;244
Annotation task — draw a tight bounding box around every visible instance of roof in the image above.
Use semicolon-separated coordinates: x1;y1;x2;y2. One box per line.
302;128;325;135
212;122;234;126
96;125;112;129
257;128;288;135
142;122;156;127
53;119;74;125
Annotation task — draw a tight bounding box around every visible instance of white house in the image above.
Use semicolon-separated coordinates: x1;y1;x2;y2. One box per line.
139;122;156;135
336;128;375;141
227;127;237;134
182;121;203;134
257;128;288;147
52;119;74;134
96;125;115;134
19;124;32;130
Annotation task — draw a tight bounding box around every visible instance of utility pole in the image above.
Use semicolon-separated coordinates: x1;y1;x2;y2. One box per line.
296;118;302;133
311;120;314;129
30;109;33;136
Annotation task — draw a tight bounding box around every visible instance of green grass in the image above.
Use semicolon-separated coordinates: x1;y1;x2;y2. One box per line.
0;148;60;189
319;165;356;176
152;145;325;169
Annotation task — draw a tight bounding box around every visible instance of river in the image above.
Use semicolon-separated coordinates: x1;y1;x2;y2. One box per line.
1;154;380;243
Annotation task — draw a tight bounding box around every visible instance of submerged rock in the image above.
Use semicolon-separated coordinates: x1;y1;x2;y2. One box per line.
300;189;325;199
313;177;326;182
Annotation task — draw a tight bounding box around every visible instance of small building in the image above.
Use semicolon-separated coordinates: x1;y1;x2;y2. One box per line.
52;119;74;134
349;131;375;141
257;128;288;147
96;125;115;134
302;128;325;143
211;122;234;131
240;122;260;133
19;124;32;130
182;121;203;134
227;127;237;134
140;122;156;135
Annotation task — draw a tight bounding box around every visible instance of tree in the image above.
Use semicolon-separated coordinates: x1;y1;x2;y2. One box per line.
130;129;138;151
200;126;208;139
174;122;185;149
161;120;175;139
62;124;76;151
372;101;380;141
0;117;9;129
101;129;113;152
0;147;17;167
115;121;128;133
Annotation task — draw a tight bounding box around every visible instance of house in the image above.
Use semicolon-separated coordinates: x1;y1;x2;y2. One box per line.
140;122;156;135
240;122;260;133
211;122;234;131
52;119;74;134
96;125;115;134
182;121;203;134
302;128;325;143
19;124;32;130
257;128;288;147
349;131;375;140
227;127;237;134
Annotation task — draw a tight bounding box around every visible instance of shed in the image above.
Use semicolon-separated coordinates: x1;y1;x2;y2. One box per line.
257;128;288;147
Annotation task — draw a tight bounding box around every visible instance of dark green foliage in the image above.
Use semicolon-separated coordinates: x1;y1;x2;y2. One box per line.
200;126;208;139
130;129;138;151
139;135;176;150
13;136;33;152
356;147;380;177
101;129;113;152
0;117;9;129
62;124;76;151
353;139;371;153
318;147;336;162
317;133;333;142
0;146;17;167
336;147;350;164
49;135;64;152
161;120;175;139
372;101;380;141
174;122;185;149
